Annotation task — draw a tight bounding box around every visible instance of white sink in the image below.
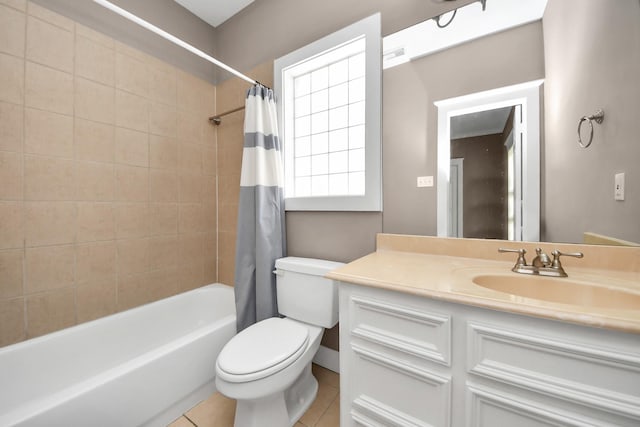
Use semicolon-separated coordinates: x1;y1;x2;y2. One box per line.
472;274;640;310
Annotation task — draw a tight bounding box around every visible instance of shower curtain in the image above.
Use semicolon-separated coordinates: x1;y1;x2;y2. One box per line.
234;84;286;332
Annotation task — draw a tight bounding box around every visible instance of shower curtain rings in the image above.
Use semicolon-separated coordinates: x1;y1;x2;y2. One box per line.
577;109;604;148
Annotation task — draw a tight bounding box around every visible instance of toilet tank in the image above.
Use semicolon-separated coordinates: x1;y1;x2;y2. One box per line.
274;257;345;328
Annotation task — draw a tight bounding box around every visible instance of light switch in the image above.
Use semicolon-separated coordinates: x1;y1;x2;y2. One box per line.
615;173;625;201
417;176;433;187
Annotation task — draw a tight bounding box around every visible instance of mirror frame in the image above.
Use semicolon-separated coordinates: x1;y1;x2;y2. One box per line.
434;79;544;242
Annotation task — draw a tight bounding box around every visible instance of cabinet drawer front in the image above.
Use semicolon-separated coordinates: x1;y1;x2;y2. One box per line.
466;383;623;427
351;295;451;366
350;343;451;427
467;321;640;421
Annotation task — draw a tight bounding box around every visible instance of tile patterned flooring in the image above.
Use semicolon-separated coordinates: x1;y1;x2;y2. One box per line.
168;364;340;427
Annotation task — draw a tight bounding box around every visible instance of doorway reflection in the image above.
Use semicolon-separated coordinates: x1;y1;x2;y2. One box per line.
449;106;518;239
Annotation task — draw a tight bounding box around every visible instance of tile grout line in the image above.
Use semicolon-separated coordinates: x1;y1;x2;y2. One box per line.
312;388;339;427
182;414;198;427
21;0;29;343
72;14;78;330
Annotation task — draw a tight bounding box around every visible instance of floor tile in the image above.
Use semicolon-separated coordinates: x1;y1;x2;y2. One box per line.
298;380;339;427
186;392;236;427
315;394;340;427
177;364;340;427
312;364;340;389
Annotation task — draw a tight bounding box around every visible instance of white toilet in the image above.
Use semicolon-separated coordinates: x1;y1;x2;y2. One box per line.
215;257;344;427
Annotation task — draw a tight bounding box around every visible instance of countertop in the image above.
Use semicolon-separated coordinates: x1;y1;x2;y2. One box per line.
327;235;640;334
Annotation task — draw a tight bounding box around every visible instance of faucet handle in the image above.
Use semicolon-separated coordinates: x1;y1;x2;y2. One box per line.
551;250;584;267
498;248;527;267
548;250;583;277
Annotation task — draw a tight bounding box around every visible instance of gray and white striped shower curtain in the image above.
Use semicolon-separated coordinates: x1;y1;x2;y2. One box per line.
234;85;286;332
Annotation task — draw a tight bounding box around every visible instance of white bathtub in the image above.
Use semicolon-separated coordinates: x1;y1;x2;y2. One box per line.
0;283;236;427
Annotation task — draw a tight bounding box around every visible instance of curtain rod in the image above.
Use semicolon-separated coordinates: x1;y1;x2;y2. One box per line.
209;106;245;126
91;0;264;87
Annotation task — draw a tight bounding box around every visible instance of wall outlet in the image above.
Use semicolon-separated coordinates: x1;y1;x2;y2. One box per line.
417;176;433;187
615;173;625;201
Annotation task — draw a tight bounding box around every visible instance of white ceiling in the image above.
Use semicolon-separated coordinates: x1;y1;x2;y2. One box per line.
450;106;512;140
174;0;254;27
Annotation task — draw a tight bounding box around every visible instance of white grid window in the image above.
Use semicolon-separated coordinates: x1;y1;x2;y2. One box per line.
275;14;381;211
292;47;366;197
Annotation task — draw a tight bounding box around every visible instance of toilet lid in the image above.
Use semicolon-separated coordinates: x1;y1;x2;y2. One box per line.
217;318;309;382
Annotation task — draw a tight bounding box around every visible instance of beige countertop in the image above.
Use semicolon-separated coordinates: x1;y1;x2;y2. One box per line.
327;234;640;334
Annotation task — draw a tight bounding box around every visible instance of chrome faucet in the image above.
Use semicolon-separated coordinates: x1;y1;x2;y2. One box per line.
498;248;583;277
532;248;552;268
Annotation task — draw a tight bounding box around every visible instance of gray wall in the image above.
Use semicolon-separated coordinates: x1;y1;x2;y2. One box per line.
286;212;381;263
542;0;640;243
30;0;218;83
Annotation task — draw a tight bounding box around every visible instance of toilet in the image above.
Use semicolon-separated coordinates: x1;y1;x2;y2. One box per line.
215;257;344;427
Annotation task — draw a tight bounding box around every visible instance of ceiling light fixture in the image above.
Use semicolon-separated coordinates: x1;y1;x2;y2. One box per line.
434;0;487;29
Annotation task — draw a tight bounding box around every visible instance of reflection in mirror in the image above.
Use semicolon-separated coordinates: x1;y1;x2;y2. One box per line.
449;106;515;240
435;81;542;242
382;0;640;244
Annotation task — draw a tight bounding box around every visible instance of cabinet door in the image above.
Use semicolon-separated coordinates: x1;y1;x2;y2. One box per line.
341;285;453;426
467;383;622;427
466;321;640;425
348;343;451;426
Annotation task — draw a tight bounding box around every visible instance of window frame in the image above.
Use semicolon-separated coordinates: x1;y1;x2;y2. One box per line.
274;13;382;211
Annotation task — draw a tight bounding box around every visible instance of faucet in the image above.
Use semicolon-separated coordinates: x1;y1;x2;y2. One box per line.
532;248;552;268
498;248;583;277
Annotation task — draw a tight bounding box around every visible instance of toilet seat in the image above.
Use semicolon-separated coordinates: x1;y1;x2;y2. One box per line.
216;318;309;383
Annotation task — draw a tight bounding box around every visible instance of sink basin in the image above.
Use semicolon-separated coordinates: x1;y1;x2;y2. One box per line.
472;274;640;310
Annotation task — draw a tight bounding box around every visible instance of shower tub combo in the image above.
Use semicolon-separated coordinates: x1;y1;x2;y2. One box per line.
0;284;236;427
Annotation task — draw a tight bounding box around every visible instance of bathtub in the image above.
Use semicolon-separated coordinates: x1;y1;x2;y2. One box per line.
0;283;236;427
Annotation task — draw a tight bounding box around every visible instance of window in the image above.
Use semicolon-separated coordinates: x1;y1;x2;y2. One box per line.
275;14;382;211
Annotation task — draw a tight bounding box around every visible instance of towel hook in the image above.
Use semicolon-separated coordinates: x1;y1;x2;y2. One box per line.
577;109;604;148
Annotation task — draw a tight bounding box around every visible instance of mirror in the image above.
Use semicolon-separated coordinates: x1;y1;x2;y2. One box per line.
381;0;640;245
435;80;542;242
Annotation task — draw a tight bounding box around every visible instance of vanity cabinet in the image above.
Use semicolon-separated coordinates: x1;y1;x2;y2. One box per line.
339;282;640;427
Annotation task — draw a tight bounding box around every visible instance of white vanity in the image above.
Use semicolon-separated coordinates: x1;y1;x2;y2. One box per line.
329;234;640;427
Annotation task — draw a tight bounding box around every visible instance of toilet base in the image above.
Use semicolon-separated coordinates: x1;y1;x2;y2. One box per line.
233;364;318;427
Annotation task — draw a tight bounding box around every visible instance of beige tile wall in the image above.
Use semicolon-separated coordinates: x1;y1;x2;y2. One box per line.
0;1;217;346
